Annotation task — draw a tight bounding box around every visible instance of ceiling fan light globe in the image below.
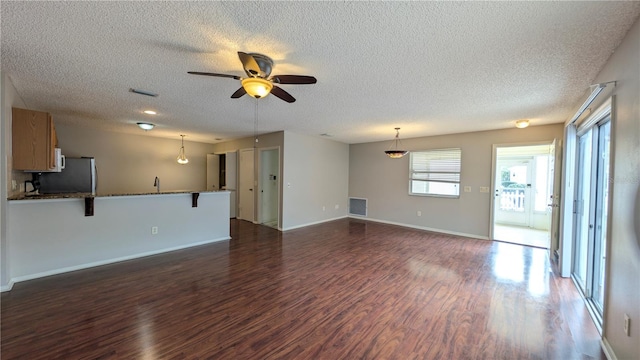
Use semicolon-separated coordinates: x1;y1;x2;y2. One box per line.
241;78;273;98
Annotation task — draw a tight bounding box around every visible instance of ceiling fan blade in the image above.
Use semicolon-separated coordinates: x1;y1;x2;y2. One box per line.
188;71;241;80
270;86;296;103
271;75;317;85
237;52;262;77
230;87;246;99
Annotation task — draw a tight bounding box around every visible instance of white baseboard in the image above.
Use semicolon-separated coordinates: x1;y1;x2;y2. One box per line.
0;281;15;292
350;216;490;240
601;337;617;360
7;236;231;289
281;215;348;231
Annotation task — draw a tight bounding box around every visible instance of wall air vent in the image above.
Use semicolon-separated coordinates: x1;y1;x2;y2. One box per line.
348;197;367;217
129;88;159;97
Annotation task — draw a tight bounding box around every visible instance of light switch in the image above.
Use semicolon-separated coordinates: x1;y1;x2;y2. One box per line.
464;186;471;192
480;187;490;193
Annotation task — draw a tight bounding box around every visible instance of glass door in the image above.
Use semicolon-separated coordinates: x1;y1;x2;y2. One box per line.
573;131;593;293
572;116;611;326
591;120;610;313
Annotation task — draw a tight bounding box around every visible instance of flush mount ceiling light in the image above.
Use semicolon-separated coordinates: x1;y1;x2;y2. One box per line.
515;119;530;129
241;77;273;99
143;110;157;115
136;122;155;131
177;135;189;165
384;127;409;159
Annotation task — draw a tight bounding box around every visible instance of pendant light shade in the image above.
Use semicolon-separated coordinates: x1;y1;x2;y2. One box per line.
177;135;189;165
384;127;408;158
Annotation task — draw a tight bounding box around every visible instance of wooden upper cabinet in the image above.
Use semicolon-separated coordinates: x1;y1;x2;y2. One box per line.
12;107;59;171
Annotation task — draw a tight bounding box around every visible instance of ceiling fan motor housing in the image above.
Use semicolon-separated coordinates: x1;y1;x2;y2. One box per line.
245;53;273;78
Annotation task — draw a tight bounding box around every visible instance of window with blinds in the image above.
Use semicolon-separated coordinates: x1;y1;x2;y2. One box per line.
409;148;462;197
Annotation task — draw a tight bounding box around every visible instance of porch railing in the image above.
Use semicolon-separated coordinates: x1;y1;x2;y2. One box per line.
500;189;525;212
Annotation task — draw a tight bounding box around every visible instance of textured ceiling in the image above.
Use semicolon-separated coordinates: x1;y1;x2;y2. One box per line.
2;1;639;144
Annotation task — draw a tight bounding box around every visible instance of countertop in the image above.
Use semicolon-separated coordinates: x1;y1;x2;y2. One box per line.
8;190;223;201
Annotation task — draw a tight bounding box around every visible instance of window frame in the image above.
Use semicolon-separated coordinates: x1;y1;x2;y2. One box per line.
409;148;462;198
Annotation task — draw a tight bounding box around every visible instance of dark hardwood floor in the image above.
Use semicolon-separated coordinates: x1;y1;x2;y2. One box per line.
1;219;604;359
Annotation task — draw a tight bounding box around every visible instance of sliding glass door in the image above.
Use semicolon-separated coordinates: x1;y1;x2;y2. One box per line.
572;116;611;325
591;121;610;311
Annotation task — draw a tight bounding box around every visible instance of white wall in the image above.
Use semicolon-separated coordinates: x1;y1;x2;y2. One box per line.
282;131;349;230
1;73;28;290
349;124;563;239
8;192;229;283
55;124;215;195
586;16;640;359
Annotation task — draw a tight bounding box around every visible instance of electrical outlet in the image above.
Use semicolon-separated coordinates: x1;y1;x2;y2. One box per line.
335;204;339;210
624;314;631;336
417;210;422;217
463;186;471;192
11;180;17;191
151;226;158;235
322;206;326;211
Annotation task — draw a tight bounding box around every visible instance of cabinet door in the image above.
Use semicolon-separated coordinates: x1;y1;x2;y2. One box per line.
12;108;55;171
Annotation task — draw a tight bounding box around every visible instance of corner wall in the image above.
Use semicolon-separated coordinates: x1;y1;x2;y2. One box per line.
282;131;349;230
349;124;563;239
1;73;27;290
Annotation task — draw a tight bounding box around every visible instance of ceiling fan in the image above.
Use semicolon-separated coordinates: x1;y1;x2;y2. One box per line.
188;52;317;103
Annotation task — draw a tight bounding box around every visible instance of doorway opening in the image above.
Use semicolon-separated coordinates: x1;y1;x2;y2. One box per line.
207;151;238;218
491;143;557;249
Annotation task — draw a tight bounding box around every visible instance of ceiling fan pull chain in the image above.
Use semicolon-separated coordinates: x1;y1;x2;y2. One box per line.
254;98;259;147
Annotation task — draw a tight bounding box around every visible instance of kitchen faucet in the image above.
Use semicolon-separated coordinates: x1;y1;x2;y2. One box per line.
153;176;160;193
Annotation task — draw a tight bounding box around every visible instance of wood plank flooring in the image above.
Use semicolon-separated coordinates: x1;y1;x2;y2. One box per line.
1;219;604;359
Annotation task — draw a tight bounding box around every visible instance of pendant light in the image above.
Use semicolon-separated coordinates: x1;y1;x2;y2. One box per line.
177;135;189;164
384;127;408;158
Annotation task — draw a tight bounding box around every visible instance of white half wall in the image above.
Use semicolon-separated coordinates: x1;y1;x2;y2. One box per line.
7;192;229;286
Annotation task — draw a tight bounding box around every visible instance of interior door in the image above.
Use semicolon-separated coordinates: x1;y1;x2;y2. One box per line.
238;148;255;222
548;139;562;253
259;148;279;227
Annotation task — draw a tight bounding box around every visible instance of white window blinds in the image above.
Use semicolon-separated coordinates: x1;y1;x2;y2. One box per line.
409;148;461;197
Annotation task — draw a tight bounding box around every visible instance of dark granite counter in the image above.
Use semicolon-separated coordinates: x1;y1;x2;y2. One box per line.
8;190;223;201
